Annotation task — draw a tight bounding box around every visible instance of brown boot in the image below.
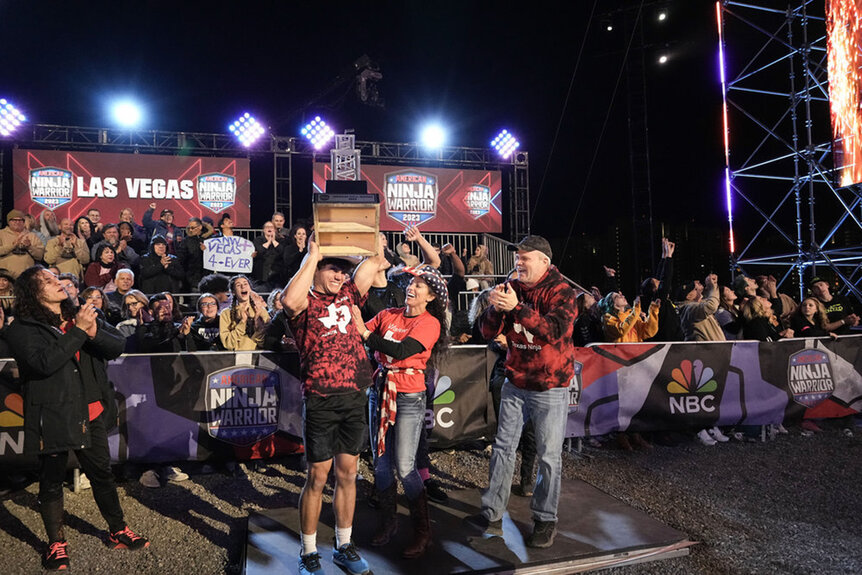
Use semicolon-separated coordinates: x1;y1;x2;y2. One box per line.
402;489;432;559
371;484;398;547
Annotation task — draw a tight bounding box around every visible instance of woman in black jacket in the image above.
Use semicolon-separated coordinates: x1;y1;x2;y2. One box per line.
139;235;184;295
5;266;149;571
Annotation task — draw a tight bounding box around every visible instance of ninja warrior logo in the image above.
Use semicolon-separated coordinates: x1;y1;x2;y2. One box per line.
197;173;236;214
384;170;438;226
28;167;74;209
205;366;280;446
787;349;834;408
463;184;491;218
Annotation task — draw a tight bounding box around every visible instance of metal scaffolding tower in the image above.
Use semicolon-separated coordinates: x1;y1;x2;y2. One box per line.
720;0;862;300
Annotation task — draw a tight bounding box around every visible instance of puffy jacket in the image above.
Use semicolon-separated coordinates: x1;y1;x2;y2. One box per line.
6;317;125;454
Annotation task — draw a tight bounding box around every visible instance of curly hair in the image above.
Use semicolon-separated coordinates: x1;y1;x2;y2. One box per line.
424;293;450;371
13;266;77;327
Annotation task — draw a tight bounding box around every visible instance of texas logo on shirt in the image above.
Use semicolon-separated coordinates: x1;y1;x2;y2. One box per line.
318;302;351;334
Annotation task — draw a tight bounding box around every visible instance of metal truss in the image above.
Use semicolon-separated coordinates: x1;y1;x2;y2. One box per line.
720;0;862;300
4;125;529;240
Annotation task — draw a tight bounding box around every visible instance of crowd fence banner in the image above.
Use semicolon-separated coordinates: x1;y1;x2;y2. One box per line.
1;337;860;466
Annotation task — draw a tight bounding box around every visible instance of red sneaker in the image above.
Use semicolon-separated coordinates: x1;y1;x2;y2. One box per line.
108;526;150;550
43;540;70;571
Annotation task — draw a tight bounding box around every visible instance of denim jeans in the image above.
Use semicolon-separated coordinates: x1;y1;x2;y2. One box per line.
482;380;569;523
374;391;426;500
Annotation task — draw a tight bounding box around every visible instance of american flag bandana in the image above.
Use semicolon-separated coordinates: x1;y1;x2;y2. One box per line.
376;367;424;457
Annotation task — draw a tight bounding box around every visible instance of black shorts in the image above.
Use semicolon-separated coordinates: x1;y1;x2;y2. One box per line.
302;390;368;463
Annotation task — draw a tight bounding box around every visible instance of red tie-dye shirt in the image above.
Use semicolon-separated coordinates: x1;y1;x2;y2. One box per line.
479;266;577;391
288;280;374;397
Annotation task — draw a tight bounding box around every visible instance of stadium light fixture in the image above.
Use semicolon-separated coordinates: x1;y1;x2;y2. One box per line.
658;11;667;21
658;54;669;64
229;113;266;147
301;116;335;150
491;129;520;159
0;98;26;137
420;124;446;149
111;99;143;128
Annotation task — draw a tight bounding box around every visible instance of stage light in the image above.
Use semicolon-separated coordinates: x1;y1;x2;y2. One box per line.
300;116;335;150
229;113;266;147
420;124;446;149
658;12;667;21
658;54;669;64
491;129;520;159
0;98;26;137
111;100;143;128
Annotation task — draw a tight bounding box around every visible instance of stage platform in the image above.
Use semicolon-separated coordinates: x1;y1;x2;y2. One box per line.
243;478;694;574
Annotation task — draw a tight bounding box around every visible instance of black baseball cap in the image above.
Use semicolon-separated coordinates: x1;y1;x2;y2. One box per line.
508;235;552;259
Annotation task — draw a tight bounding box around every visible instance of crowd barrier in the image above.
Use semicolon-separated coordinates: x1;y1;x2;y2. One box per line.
1;336;859;467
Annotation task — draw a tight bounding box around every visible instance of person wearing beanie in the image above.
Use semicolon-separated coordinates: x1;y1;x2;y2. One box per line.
139;235;184;294
0;209;46;278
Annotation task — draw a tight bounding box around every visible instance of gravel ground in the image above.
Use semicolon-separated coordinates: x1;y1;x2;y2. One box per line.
1;425;860;574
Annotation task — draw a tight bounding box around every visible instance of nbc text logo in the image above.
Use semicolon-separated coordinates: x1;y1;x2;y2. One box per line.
667;359;717;414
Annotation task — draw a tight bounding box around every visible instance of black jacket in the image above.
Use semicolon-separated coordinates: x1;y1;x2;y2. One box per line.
139;253;184;294
6;316;124;454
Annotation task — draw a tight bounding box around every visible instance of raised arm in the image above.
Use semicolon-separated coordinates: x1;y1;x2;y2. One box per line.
404;226;441;269
352;233;388;297
281;239;320;318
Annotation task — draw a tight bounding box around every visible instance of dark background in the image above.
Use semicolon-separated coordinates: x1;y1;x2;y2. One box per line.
0;1;760;290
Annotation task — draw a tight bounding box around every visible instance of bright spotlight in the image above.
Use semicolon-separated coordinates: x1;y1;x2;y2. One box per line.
420;124;446;148
0;98;26;137
491;129;520;159
300;116;335;150
229;113;265;147
658;12;667;21
111;100;143;128
658;54;669;64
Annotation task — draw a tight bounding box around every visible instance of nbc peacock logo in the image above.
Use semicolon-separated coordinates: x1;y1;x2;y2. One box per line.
666;359;718;414
0;392;25;455
427;376;455;429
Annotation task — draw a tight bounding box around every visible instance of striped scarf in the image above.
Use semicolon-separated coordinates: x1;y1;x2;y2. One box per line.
376;367;424;457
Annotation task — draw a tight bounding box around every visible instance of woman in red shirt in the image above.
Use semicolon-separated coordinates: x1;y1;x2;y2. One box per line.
353;265;449;559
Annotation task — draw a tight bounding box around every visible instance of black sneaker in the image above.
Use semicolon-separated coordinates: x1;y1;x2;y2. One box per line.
425;479;448;503
525;520;556;548
108;526;150;550
43;540;70;571
464;513;503;536
511;483;533;498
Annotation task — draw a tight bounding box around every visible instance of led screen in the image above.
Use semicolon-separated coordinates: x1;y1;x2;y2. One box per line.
313;162;503;233
12;149;251;225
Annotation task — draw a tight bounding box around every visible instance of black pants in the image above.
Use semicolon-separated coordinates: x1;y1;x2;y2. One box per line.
38;414;125;542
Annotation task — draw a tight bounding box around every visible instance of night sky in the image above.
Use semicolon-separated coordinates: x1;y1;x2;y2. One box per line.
1;1;726;283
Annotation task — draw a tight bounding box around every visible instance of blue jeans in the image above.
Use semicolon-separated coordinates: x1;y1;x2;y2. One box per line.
374;391;426;500
482;380;569;523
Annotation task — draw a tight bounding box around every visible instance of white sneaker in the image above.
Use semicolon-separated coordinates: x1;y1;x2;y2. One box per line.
708;427;730;442
77;473;91;490
139;469;161;488
775;423;788;434
697;429;717;446
162;466;189;483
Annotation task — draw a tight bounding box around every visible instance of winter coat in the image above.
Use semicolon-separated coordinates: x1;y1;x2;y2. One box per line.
6;316;124;454
479;266;577;391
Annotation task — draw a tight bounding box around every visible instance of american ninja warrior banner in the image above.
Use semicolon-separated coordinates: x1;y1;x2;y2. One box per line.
312;162;503;233
567;336;862;438
12;149;251;225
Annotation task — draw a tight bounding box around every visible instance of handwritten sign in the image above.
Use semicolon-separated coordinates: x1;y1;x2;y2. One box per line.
204;236;254;274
